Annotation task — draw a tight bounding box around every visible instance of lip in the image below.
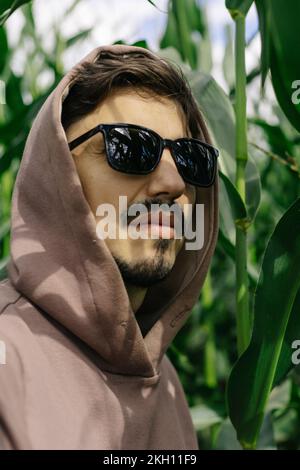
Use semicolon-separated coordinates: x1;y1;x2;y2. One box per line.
133;211;175;228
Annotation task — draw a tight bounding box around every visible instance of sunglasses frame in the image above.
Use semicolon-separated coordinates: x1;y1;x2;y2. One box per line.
68;122;219;188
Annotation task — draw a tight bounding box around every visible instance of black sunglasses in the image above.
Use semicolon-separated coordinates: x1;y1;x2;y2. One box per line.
68;122;219;188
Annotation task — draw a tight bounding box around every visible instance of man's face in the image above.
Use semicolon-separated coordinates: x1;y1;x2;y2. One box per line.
66;88;196;287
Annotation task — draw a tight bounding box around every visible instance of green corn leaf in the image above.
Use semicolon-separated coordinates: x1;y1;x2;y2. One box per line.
227;197;300;449
172;0;197;68
223;24;235;89
244;156;261;222
254;0;271;87
217;228;259;287
160;5;182;57
255;0;300;132
249;118;294;157
0;27;8;74
190;404;223;432
185;0;206;36
65;28;92;48
219;170;248;223
0;0;31;25
273;288;300;385
187;70;261;223
270;1;300;133
270;43;300;134
187;71;237;180
160;0;205;69
0;220;10;241
218;227;235;260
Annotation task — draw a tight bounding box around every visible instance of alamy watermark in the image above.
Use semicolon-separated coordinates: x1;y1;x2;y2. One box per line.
0;340;6;365
291;80;300;105
0;79;5;105
95;196;205;250
291;339;300;365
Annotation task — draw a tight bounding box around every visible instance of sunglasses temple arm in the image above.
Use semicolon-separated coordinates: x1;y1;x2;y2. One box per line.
68;125;102;151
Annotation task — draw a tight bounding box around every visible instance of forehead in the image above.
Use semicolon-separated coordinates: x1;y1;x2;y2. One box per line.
86;88;189;139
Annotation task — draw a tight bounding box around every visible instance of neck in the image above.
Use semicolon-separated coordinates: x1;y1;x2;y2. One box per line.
125;282;148;314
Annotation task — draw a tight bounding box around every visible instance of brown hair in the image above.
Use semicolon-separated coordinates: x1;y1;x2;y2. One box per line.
61;49;210;142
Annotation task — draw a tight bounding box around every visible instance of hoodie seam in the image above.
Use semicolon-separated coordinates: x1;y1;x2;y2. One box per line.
0;293;23;315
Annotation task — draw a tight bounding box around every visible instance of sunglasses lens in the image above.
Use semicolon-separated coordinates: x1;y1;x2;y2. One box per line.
105;127;160;173
173;141;217;186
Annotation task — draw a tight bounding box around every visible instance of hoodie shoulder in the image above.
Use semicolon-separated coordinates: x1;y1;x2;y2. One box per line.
0;279;25;383
0;313;30;449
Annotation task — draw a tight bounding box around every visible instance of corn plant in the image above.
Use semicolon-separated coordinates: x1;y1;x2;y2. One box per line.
150;0;300;449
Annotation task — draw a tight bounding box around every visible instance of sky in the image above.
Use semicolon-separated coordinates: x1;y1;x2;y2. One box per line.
6;0;259;79
5;0;276;120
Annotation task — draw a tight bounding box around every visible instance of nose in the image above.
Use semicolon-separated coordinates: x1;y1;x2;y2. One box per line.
146;145;186;200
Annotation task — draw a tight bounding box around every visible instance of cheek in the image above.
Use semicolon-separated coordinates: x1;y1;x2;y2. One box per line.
74;157;115;215
73;155;143;219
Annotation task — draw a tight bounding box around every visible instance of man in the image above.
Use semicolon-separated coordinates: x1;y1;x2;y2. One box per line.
0;44;219;450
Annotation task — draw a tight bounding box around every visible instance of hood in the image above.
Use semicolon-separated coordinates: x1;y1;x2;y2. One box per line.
7;43;219;377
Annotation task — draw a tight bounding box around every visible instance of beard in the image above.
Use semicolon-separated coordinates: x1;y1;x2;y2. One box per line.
113;238;174;287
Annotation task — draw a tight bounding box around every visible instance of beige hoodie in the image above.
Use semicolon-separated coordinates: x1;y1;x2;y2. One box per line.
0;44;219;450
